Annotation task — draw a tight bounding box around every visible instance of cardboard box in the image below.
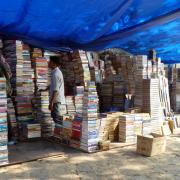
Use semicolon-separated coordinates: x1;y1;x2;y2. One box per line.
136;133;166;156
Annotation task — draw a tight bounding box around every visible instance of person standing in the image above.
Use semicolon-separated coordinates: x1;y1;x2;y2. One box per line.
48;56;66;124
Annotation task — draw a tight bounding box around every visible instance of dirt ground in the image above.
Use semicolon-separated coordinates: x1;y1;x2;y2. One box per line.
0;134;180;180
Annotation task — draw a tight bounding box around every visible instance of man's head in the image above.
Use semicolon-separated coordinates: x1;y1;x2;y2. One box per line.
48;56;60;69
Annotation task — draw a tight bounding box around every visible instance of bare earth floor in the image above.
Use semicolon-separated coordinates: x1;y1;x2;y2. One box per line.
0;134;180;180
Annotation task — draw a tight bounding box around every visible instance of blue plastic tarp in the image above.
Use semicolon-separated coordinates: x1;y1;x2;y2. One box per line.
0;0;180;63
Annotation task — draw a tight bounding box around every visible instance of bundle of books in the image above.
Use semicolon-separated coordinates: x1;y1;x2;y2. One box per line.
98;114;110;141
22;123;41;139
0;78;8;165
141;113;152;135
59;53;75;89
36;91;54;137
74;86;84;116
70;114;82;148
7;98;18;141
172;65;180;112
66;96;76;115
15;42;34;129
100;82;113;112
34;57;49;91
62;114;73;144
134;55;149;108
133;114;143;140
119;114;136;143
113;82;125;110
72;51;91;85
80;81;99;152
143;79;163;134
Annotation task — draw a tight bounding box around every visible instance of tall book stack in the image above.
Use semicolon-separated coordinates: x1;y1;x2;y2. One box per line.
0;78;8;165
36;91;54;137
15;42;34;127
143;79;163;133
80;81;99;152
134;55;149;108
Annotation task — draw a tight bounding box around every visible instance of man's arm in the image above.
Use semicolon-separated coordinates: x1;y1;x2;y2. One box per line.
49;73;60;111
49;90;58;110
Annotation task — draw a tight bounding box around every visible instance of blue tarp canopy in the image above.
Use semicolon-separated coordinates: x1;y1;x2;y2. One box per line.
0;0;180;63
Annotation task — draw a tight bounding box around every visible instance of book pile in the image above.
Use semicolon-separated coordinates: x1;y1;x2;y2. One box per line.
31;48;43;60
141;113;152;135
107;113;121;142
172;65;180;112
74;86;84;116
80;81;99;152
72;51;91;85
0;78;8;165
143;79;163;134
34;57;49;91
22;44;34;96
70;114;82;148
100;82;113;112
118;55;136;94
134;55;149;108
66;96;76;115
113;82;125;111
36;91;54;137
98;114;110;141
15;42;34;127
7;98;18;141
62;114;73;143
119;114;135;143
59;53;75;90
22;123;41;139
133;114;143;139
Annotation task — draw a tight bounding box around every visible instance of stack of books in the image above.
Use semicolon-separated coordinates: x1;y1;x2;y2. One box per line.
134;55;149;108
7;98;18;140
66;96;76;115
14;43;34;139
0;78;8;165
62;114;73;143
80;81;99;152
142;113;152;135
36;91;54;137
34;57;49;91
70;114;82;148
143;79;163;134
119;114;135;143
100;82;113;111
22;123;41;139
113;82;125;110
74;86;84;116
